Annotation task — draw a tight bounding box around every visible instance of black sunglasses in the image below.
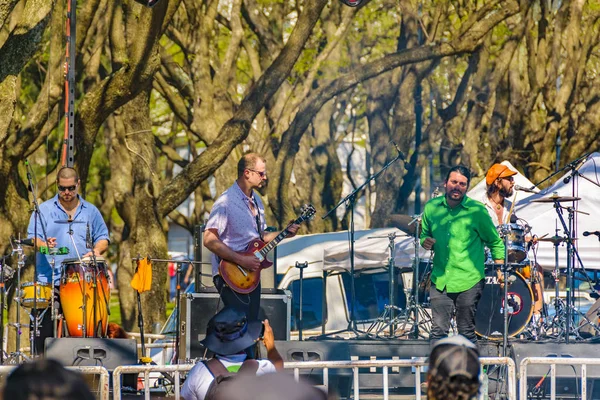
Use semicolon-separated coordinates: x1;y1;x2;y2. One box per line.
58;184;77;192
247;168;267;178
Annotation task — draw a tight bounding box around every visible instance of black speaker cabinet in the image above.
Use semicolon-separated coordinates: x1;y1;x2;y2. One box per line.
44;338;138;370
180;289;291;360
512;341;600;399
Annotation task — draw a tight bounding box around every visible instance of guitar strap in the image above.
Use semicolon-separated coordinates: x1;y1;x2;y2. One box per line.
252;195;263;240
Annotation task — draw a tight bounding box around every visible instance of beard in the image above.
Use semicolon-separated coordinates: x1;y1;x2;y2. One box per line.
499;186;513;198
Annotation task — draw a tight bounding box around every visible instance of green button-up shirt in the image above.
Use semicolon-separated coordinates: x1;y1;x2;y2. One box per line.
420;195;505;293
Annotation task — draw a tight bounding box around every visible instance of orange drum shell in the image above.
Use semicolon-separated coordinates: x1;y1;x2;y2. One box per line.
519;264;532;280
60;263;110;337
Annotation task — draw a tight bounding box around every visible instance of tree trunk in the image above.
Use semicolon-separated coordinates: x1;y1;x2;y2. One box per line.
110;90;167;332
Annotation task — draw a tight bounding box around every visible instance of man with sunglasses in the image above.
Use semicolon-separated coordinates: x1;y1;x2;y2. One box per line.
484;163;545;333
203;153;300;324
27;167;109;349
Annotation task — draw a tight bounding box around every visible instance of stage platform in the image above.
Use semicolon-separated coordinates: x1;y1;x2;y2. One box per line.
272;337;600;399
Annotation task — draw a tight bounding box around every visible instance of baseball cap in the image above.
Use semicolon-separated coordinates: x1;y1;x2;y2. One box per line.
429;335;480;381
485;163;517;186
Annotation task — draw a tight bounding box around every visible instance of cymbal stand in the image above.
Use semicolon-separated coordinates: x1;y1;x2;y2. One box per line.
6;242;30;364
397;217;432;339
550;200;591;342
0;255;10;364
365;232;403;338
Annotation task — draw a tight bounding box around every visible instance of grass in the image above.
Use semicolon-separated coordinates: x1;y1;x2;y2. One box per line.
109;292;175;331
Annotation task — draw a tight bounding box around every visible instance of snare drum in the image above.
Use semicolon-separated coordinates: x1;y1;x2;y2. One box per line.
475;269;533;339
20;282;53;308
59;257;110;337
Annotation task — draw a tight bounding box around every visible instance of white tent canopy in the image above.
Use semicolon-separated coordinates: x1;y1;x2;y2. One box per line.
322;228;430;273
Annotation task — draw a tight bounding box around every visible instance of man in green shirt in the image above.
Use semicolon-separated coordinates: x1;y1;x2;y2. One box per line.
420;166;505;343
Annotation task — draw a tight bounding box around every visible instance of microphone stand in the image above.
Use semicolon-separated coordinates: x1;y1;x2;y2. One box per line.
25;160;50;356
321;143;408;337
529;151;594;190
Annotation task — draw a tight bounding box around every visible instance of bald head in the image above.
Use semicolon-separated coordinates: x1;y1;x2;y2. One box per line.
56;167;79;183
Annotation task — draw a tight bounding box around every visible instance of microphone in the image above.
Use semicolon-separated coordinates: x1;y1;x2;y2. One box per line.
514;185;538;194
86;223;93;249
390;141;410;167
563;155;590;184
583;231;600;237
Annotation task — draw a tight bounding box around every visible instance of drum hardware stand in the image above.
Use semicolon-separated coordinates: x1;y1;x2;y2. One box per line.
320;144;407;338
295;261;309;341
550;200;591;343
6;241;31;364
0;254;13;364
364;232;408;338
396;217;432;339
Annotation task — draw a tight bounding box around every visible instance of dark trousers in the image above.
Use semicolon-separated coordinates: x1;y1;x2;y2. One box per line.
429;279;484;343
213;275;261;322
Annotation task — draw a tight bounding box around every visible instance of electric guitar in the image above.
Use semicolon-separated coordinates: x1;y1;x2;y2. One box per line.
219;204;316;294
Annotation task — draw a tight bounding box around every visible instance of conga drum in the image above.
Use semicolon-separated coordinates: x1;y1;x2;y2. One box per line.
59;256;110;337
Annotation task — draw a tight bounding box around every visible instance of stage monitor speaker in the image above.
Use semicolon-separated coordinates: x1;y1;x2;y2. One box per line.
44;337;138;370
512;341;600;399
180;289;291;360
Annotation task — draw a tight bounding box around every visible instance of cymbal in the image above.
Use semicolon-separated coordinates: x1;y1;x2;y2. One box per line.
531;195;581;203
388;214;421;235
537;236;577;245
54;219;85;224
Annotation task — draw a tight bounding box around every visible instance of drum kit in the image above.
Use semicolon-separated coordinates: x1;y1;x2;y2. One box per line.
376;192;600;345
1;234;111;364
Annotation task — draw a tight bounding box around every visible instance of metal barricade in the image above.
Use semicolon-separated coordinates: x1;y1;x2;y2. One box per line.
519;357;600;400
284;357;516;400
0;365;109;400
113;363;195;400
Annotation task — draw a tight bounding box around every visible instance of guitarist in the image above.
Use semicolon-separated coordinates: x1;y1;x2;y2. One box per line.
204;153;300;322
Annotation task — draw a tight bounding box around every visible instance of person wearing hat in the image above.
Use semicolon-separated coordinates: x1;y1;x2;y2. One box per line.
181;307;283;400
426;335;481;400
421;166;505;343
483;163;518;225
483;163;545;331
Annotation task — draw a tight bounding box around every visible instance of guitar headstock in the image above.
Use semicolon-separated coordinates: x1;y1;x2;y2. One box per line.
296;204;316;224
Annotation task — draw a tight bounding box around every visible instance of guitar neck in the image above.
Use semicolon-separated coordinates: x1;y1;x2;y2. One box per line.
259;227;291;257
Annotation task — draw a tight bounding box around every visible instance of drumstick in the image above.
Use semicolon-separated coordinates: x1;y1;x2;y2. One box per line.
506;192;518;224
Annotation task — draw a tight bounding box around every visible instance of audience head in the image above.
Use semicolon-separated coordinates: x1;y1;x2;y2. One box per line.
427;335;480;400
107;322;129;339
201;307;263;356
3;358;95;400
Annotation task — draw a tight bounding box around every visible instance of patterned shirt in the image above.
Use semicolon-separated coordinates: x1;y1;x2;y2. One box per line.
420;195;505;293
27;194;110;284
205;182;267;276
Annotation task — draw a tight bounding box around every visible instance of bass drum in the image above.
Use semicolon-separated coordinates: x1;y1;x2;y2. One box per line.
60;257;110;337
475;269;533;340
